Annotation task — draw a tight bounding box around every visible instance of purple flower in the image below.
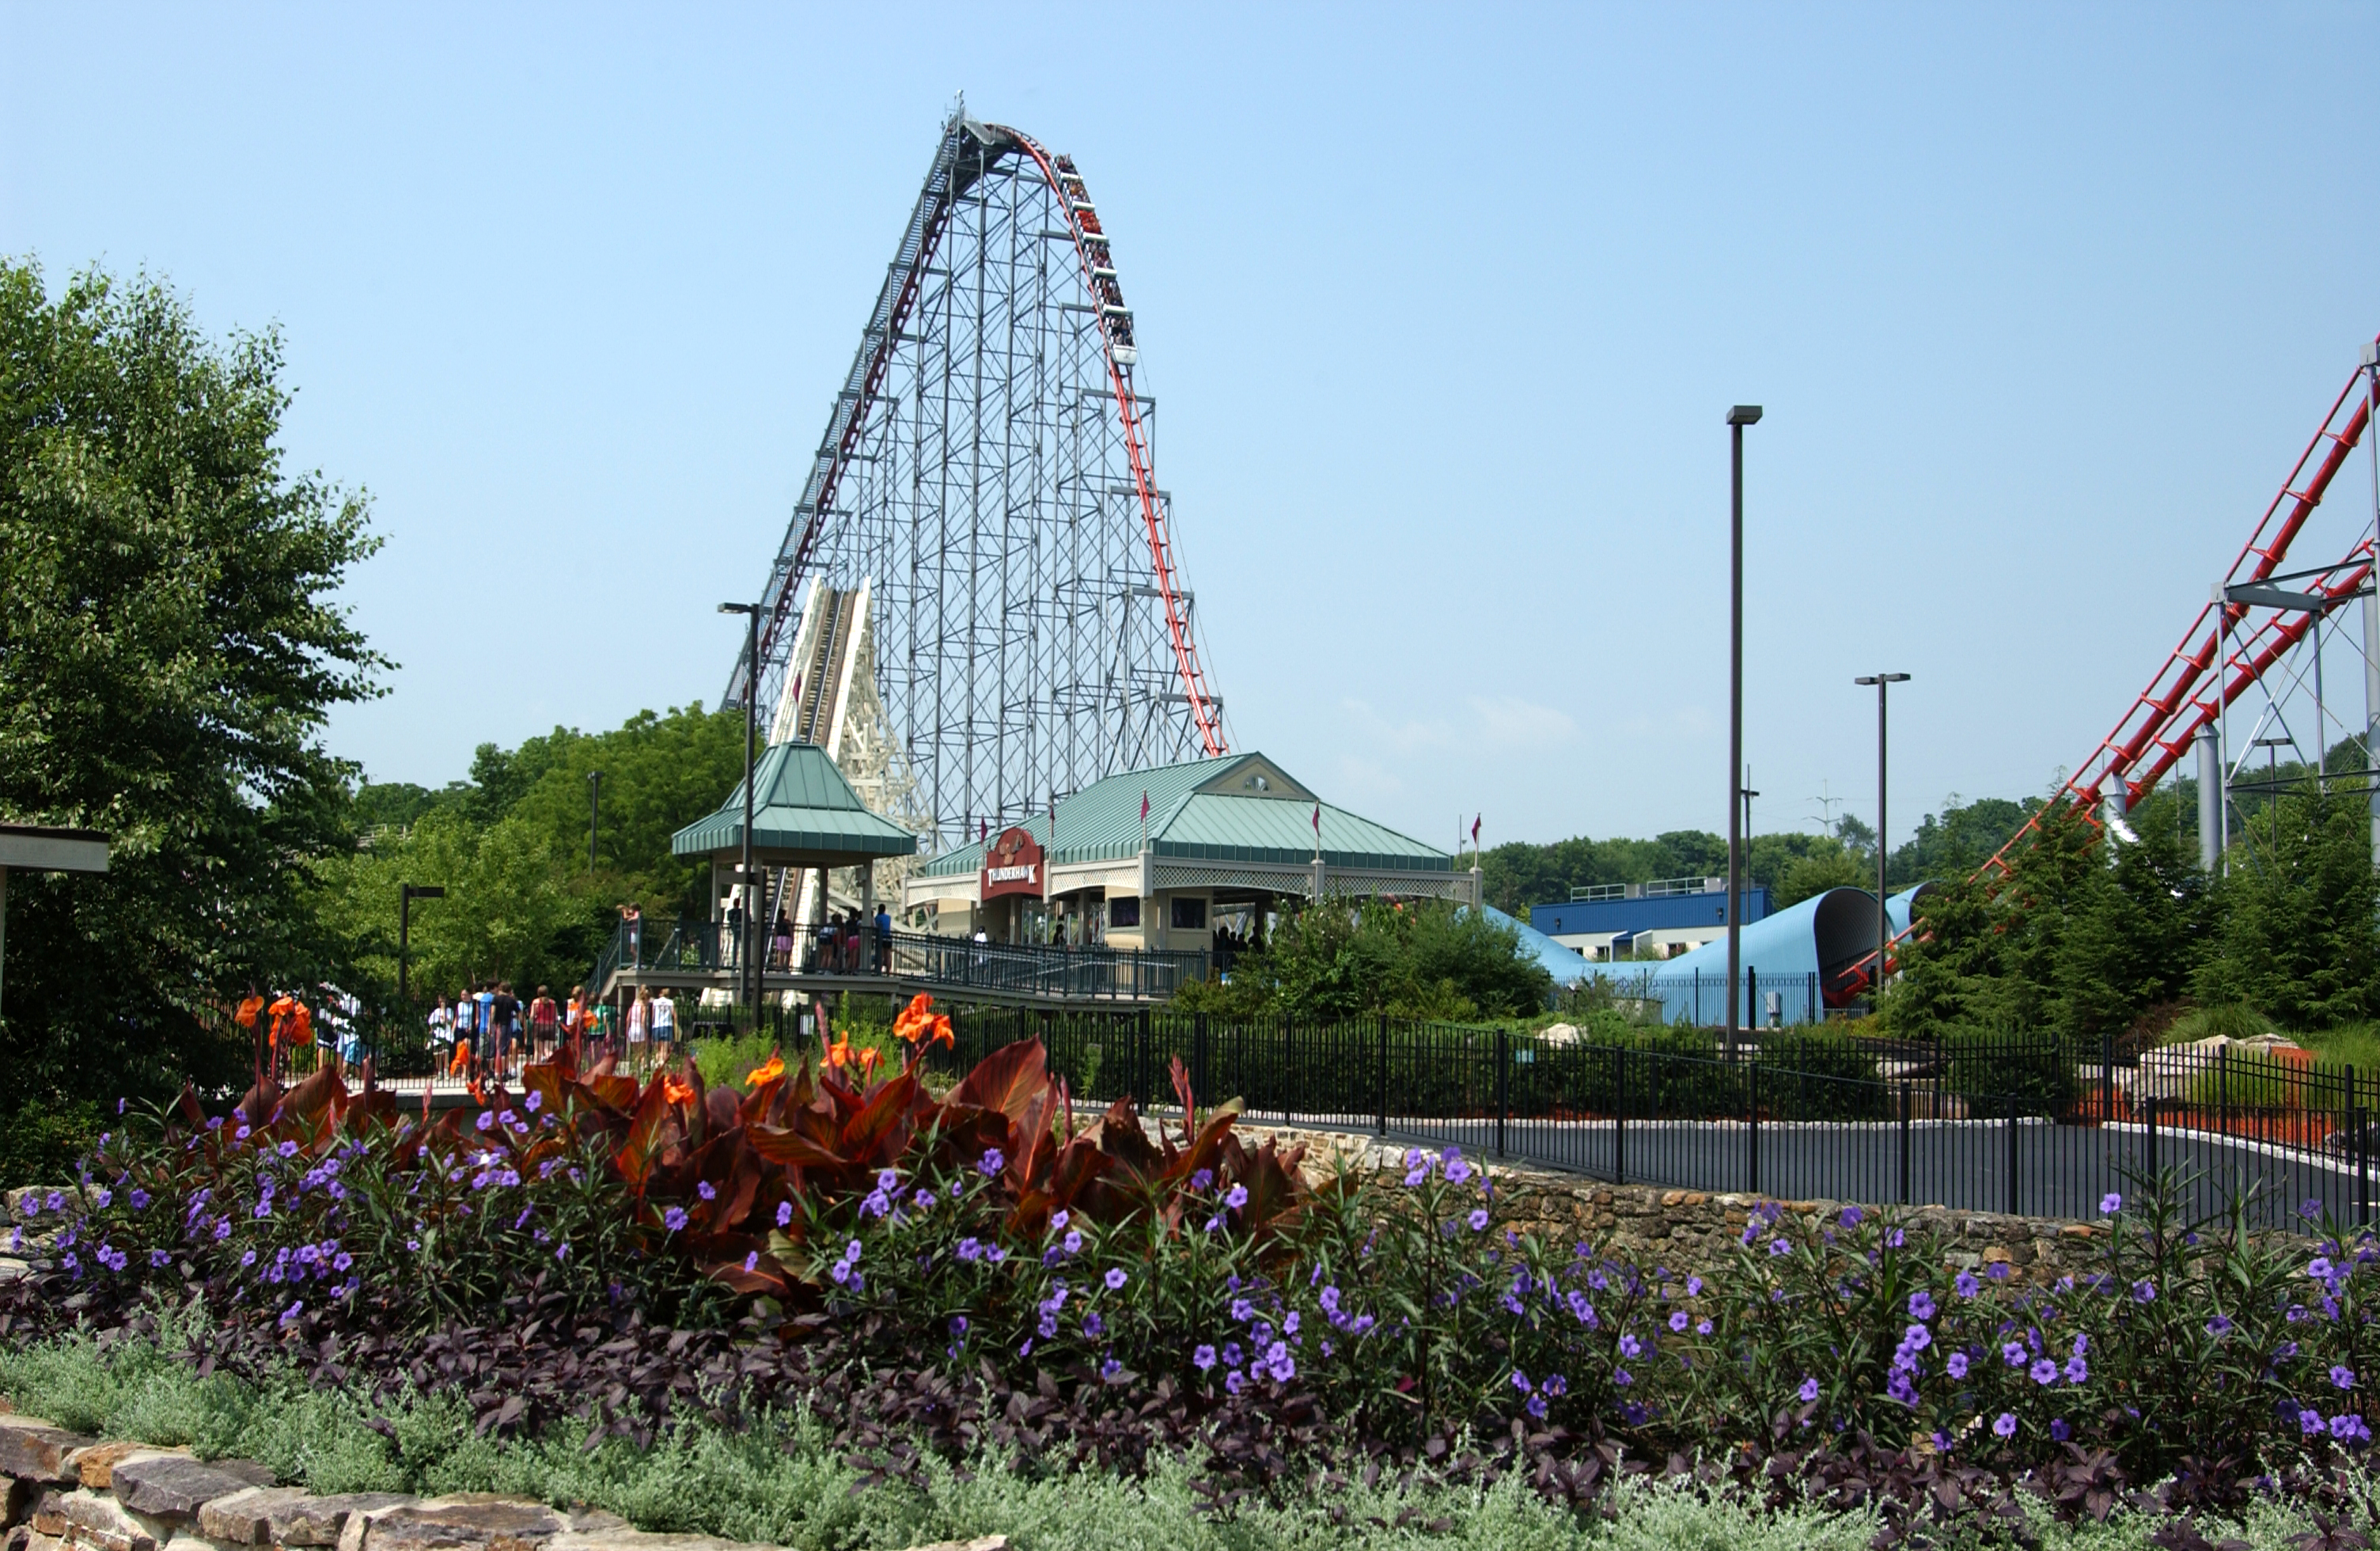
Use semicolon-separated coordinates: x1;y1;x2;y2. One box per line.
877;1168;899;1193
957;1237;983;1262
1669;1311;1689;1333
554;1242;569;1261
744;1252;760;1272
1063;1230;1083;1255
1619;1333;1643;1359
233;1125;250;1141
2003;1341;2029;1367
2132;1279;2157;1303
1224;1371;1245;1394
1987;1262;2010;1282
1768;1238;1791;1257
2303;1407;2329;1437
2311;1257;2336;1280
1468;1208;1490;1232
2065;1356;2089;1383
1543;1373;1567;1397
843;1238;862;1263
1613;1367;1632;1387
1909;1291;1936;1322
913;1189;935;1211
1444;1158;1473;1185
525;1090;543;1113
1567;1291;1597;1327
2099;1192;2121;1215
1798;1376;1819;1404
2031;1359;2058;1386
979;1148;1005;1177
2336;1366;2359;1390
696;1181;716;1201
1947;1352;1969;1379
1685;1275;1704;1296
475;1112;495;1133
1993;1412;2017;1439
1955;1270;1980;1299
1222;1341;1243;1367
277;1140;299;1159
949;1314;968;1337
1840;1206;1863;1227
2333;1413;2373;1443
1226;1184;1249;1210
1511;1369;1533;1394
1105;1267;1128;1291
1193;1344;1216;1371
2208;1315;2234;1337
1886;1228;1906;1249
2049;1417;2071;1442
776;1200;793;1228
279;1299;305;1326
1190;1168;1215;1191
662;1207;688;1232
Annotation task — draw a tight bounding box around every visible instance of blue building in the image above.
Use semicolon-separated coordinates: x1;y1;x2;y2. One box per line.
1529;876;1770;961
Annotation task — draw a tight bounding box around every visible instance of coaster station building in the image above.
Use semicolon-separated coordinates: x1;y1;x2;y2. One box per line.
901;753;1479;952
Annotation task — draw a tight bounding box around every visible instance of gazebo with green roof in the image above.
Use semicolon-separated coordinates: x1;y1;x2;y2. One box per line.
672;741;918;927
902;752;1473;952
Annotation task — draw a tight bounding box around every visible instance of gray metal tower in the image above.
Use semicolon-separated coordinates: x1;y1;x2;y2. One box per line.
728;112;1228;859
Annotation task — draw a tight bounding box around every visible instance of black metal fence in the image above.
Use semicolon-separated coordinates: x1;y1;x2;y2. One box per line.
589;918;1207;1003
927;1011;2374;1232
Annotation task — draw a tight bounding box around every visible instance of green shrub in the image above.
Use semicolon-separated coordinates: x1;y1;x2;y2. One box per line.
1753;1032;1889;1121
0;1096;100;1189
2166;1003;2275;1045
1943;1026;2077;1118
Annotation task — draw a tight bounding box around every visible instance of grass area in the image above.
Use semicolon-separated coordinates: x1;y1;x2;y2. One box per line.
0;1318;2348;1551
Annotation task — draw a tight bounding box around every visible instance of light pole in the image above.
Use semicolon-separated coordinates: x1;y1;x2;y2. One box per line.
1724;404;1761;1050
718;602;762;1029
1854;674;1910;1006
398;883;445;1087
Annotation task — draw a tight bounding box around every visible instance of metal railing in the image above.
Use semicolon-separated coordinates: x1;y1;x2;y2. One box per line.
923;1013;2372;1232
589;918;1208;1003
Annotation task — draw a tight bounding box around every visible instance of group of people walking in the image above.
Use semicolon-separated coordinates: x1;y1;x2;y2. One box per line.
426;980;680;1080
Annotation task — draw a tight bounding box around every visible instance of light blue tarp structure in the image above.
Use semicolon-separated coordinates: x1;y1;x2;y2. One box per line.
1562;882;1935;1026
1478;903;1594;988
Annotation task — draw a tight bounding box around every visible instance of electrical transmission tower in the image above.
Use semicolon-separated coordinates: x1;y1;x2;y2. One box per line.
727;110;1228;860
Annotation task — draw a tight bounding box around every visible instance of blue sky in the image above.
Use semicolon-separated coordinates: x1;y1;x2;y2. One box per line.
6;4;2377;859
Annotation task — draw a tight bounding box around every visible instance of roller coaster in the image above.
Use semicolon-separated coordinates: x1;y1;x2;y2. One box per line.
725;109;1227;887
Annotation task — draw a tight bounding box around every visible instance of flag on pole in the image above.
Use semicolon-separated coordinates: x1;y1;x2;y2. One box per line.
1472;813;1482;848
1141;791;1150;823
1312;803;1321;836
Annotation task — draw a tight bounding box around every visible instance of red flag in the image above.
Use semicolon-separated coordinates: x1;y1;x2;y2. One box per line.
1472;813;1481;845
1140;791;1150;823
1312;803;1321;836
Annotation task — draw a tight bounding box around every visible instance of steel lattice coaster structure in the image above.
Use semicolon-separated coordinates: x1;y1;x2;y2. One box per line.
727;110;1228;884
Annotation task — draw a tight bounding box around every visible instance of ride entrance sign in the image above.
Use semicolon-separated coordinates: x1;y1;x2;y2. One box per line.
981;827;1044;901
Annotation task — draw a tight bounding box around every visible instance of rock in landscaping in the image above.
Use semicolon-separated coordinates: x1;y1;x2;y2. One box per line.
900;1539;1009;1551
361;1497;568;1551
108;1457;275;1521
0;1424;97;1485
196;1488;313;1545
70;1447;179;1493
61;1488;158;1551
271;1494;415;1549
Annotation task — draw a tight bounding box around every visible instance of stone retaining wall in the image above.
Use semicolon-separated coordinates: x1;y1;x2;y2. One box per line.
0;1416;1001;1551
1235;1123;2113;1285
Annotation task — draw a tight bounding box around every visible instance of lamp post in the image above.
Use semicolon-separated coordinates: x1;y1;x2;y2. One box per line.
719;602;762;1029
1854;674;1911;1005
397;883;445;1089
1724;404;1762;1052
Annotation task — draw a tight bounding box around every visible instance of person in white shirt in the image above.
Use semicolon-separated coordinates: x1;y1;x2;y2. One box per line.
650;988;677;1066
627;986;650;1071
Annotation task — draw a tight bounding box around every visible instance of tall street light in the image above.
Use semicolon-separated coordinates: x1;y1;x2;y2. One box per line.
1854;673;1911;1006
1724;404;1762;1052
719;602;762;1029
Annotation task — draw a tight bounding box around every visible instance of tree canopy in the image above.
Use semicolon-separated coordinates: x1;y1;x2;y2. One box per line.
0;260;384;1106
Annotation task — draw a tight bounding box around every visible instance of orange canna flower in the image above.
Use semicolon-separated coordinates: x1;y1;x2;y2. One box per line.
824;1032;854;1069
928;1014;954;1049
661;1073;695;1106
743;1052;786;1089
892;992;937;1044
855;1045;885;1078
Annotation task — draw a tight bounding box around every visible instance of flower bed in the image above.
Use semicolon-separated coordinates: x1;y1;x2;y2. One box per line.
6;999;2380;1541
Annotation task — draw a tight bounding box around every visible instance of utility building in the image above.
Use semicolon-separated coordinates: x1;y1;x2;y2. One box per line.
1528;877;1770;961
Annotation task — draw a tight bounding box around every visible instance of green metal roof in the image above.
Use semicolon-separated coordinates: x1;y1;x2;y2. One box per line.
672;741;919;862
914;753;1452;878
